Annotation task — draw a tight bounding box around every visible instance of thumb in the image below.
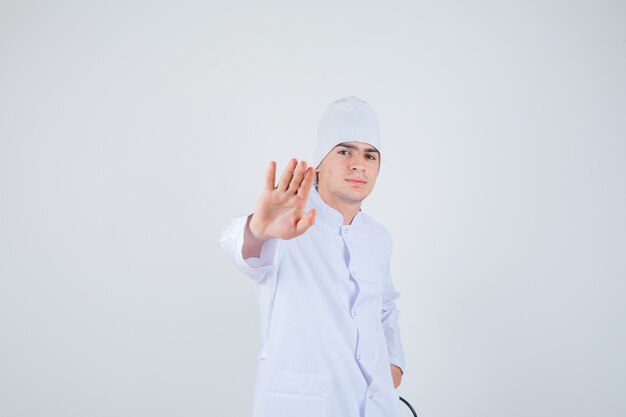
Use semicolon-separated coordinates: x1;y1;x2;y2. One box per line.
295;209;316;236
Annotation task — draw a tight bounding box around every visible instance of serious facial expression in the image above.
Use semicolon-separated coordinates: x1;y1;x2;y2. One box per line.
316;141;380;205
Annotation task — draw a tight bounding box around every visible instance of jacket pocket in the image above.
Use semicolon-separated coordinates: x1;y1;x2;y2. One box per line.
255;372;332;417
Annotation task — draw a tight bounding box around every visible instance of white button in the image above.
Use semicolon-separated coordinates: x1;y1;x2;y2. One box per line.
343;228;348;234
352;310;357;317
368;392;374;399
351;270;357;276
357;354;362;361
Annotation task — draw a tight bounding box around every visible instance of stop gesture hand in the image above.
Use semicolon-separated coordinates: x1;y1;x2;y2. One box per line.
243;159;316;258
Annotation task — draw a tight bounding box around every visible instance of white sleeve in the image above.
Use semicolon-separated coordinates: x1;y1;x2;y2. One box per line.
219;215;279;284
381;244;406;373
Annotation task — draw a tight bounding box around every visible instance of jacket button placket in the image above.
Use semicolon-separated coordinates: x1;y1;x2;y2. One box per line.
342;225;375;410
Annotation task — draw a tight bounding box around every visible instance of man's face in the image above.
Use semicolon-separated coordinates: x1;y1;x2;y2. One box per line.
316;141;380;206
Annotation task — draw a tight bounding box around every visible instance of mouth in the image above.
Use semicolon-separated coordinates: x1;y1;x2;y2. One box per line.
345;178;366;186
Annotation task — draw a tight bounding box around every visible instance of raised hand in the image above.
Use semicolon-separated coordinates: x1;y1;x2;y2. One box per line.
243;159;316;258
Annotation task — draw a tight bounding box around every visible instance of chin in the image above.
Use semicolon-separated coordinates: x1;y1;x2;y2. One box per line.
341;190;370;203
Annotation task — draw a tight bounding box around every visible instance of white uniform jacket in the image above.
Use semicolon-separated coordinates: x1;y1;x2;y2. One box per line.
220;187;405;417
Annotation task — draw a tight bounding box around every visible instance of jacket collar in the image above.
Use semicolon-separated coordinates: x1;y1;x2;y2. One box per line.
308;186;365;228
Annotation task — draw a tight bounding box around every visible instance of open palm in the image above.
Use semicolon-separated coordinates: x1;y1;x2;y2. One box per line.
249;159;316;241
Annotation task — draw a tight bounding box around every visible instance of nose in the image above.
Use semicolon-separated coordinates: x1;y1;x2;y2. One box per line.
350;157;365;171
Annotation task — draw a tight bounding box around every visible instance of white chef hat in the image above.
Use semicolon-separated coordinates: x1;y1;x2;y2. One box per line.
313;96;382;169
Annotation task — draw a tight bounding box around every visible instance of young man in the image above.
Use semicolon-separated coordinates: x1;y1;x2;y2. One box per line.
220;96;405;417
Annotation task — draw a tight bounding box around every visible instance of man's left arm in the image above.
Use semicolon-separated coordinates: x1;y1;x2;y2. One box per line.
381;254;406;388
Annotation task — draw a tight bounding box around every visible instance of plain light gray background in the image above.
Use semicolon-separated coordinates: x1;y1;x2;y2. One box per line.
1;1;625;416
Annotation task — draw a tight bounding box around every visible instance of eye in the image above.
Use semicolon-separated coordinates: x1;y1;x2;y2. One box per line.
366;154;377;160
338;149;350;155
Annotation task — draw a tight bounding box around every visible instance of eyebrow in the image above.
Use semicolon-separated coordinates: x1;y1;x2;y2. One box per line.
334;142;380;154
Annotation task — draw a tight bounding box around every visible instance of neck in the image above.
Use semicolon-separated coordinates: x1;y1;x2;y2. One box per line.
316;186;362;225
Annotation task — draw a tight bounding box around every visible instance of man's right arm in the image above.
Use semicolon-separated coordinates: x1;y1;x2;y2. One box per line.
242;214;268;259
219;214;278;284
220;158;317;280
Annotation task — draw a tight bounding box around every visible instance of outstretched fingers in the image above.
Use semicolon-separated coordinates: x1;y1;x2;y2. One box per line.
287;161;308;193
297;167;316;200
277;159;298;191
264;161;277;191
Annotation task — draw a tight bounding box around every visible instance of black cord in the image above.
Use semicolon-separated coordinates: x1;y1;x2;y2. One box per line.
399;396;418;417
